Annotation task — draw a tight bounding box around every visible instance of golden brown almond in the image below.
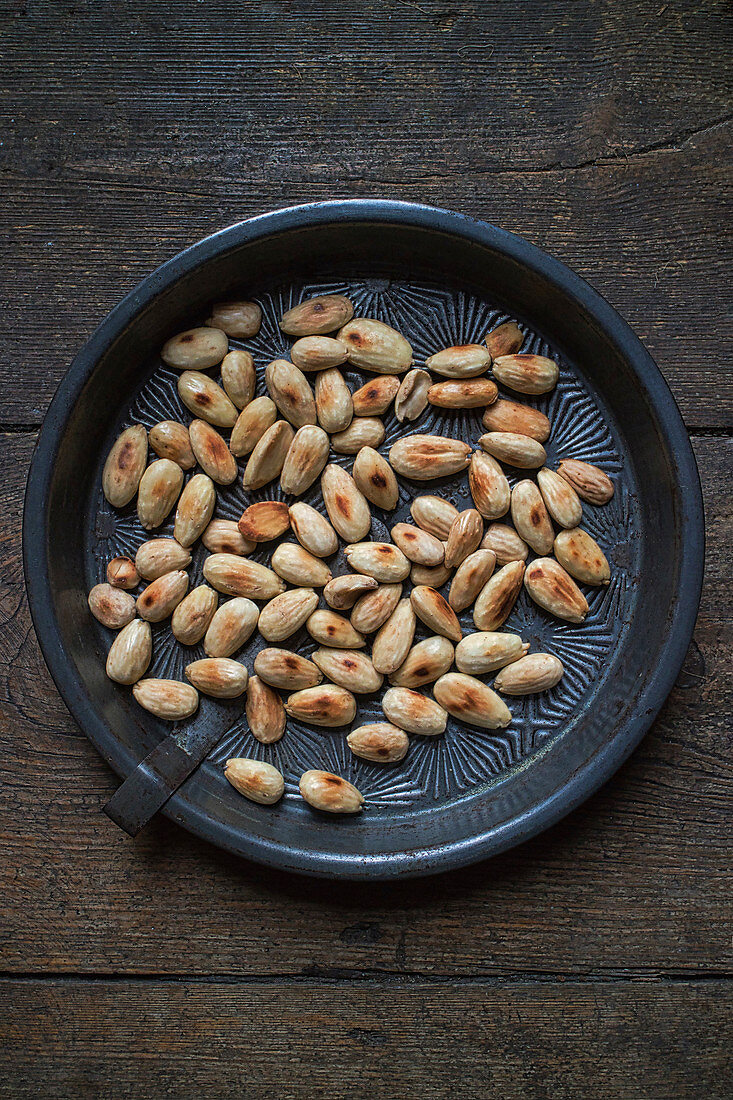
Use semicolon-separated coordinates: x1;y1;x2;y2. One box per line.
265;359;317;428
106;556;140;590
511;480;555;554
203;554;286;599
482;398;551;442
230;396;278;457
135;538;191;581
177;370;238;427
352;447;399;511
484;320;523;359
291;335;348;371
331;417;385;455
88;583;136;629
524;558;589;622
254;648;323;690
468;451;510;521
410;496;459;540
394;369;431;422
270;542;332;587
185;657;248;698
347;723;409;764
425;344;491;378
537;467;583;529
389;435;471;480
556;459;615;505
224;758;284;804
312;647;383;693
390;522;444;567
286;685;357;727
207;300;262;339
238;500;291;542
306;609;366;649
554;528;610;586
349;583;402;634
220;349;256;409
133;679;199;720
494;653;564;695
173;473;216;548
381;686;448;737
102;424;148;508
428;378;498;408
257;588;319;643
338;317;413;374
288;501;339;558
321;464;371;542
246;676;286;743
344;541;411;583
171;584;218;645
389;636;454;688
242;420;295;490
493;353;558;395
444;508;484;568
136;570;189;622
187;418;235;484
201;519;256;556
161;326;227;371
204;597;260;657
371;599;417;675
280;425;331;496
105;619;152;685
410;561;453;588
313;367;353;433
299;769;363;813
448;549;496;612
479;431;547;469
410;586;462;643
433;672;512;729
455;631;529;675
352;375;400;416
481;523;529;566
280;294;354;336
473;560;525;631
149;421;196;470
323;573;379;610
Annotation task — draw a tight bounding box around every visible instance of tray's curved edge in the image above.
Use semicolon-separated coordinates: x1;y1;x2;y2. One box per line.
23;199;705;879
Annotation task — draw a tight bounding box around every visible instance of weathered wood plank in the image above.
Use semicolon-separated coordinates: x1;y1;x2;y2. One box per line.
1;979;730;1100
2;432;731;976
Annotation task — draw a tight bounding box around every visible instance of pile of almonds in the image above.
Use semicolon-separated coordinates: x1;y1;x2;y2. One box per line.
92;292;615;815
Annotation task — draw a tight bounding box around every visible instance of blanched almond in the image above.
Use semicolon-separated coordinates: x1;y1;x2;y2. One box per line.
331;417;385;454
220;349;255;409
280;294;354;336
389;435;471;480
468;451;510;521
270;542;332;587
455;631;529;675
352;375;400;416
338;317;413;374
349;583;402;634
394;369;431;422
280;425;330;496
106;556;140;590
230;396;278;457
238;500;291;542
347;723;409;763
285;685;357;727
479;431;547;469
258;588;319;643
246;675;286;743
494;653;564;694
473;560;525;631
299;770;363;813
133;678;199;720
171;584;218;645
444;508;483;568
137;459;184;530
344;541;410;582
482;398;551;442
314;368;354;433
136;570;189;622
425;344;491;378
202;519;256;556
323;573;378;610
265;359;317;428
288;501;339;558
381;686;448;737
481;523;529;566
537;467;583;529
524;558;589;622
312;647;383;693
188;419;237;484
105;619;152;685
321;464;371;542
554;527;610;586
291;335;348;371
88;583;135;629
243;420;295;490
371;599;416;675
511;480;554;554
186;657;248;698
204;597;260;658
177;370;238;427
173;473;216;548
433;672;512;729
203;554;285;599
307;609;366;649
410;495;459;540
254;648;322;690
448;549;496;612
556;459;615;505
207;300;262;339
410;586;462;642
352;447;399;511
225;758;283;804
484;320;523;358
410;562;453;588
135;538;191;581
493;353;558;395
149;421;195;470
428;378;498;408
389;636;454;688
390;523;444;567
161;327;227;371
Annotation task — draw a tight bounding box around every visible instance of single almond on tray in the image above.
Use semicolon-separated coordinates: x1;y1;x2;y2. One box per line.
288;501;339;558
291;335;348;371
280;294;354;336
149;420;196;470
482;398;551;442
321;464;372;542
473;560;525;631
389;434;471;480
314;367;354;434
312;647;384;693
410;495;459;540
347;723;409;764
371;598;417;675
492;353;558;395
484;320;523;358
428;378;498;408
381;686;448;736
388;635;454;689
468;451;510;521
425;344;491;378
188;419;238;484
242;420;295;490
137;458;184;531
270;542;332;587
285;685;357;727
207;301;262;339
177;370;238;427
105;619;152;686
238;500;291;542
246;675;286;744
225;758;284;804
133;679;199;721
433;672;512;729
338;317;413;374
204;597;260;658
510;479;555;555
173;473;216;547
203;554;285;600
390;522;445;567
554;527;610;586
257;588;319;643
353;447;400;511
410;586;462;642
161;326;228;371
230;396;278;457
306;609;366;649
494;653;564;695
202;519;255;556
220;349;256;408
299;770;364;813
350;583;403;634
455;631;529;675
265;359;317;428
352;375;400;416
524;558;589;623
344;541;411;583
556;458;615;505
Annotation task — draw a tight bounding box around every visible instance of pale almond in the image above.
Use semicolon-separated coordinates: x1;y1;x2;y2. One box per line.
203;554;285;599
254;648;322;690
306;609;366;649
394;369;431;422
314;368;354;433
389;435;471;480
371;599;416;675
270;542;332;587
510;480;554;555
286;685;357;728
390;522;444;567
136;570;189;622
171;584;218;645
468;451;510;521
479;431;547;469
230;396;278;457
381;686;448;737
291;335;348;371
133;678;199;720
448;549;496;612
186;657;248;698
105;619;152;685
243;420;295;490
220;349;255;409
280;294;354;336
204;597;260;657
493;353;558;395
425;344;491;378
135;538;191;581
246;676;286;743
389;636;454;688
349;583;402;634
494;653;564;695
331;417;385;454
410;562;453;588
202;519;256;556
225;758;284;804
344;541;411;582
444;508;483;568
554;527;610;586
537;467;583;529
312;647;383;693
299;770;363;813
137;458;184;530
352;375;399;416
455;631;529;675
321;464;371;542
410;495;459;540
106;556;140;590
338;317;413;374
149;421;195;470
208;301;261;339
257;588;319;643
556;459;615;505
347;723;409;764
173;473;216;547
482;398;551;442
481;523;529;566
288;501;339;558
323;573;378;610
88;583;135;629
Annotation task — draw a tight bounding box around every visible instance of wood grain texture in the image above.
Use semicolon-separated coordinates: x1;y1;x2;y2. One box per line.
2;433;731;977
1;979;730;1100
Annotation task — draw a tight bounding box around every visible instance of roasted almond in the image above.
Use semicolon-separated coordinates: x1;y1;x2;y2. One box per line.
410;562;453;588
448;549;496;612
242;420;295;490
321;464;371;542
455;631;529;675
347;723;409;764
493;353;558;395
389;635;454;688
202;519;256;556
246;675;286;743
306;609;366;649
323;573;379;610
188;419;237;484
257;588;319;643
280;294;354;336
444;508;483;568
204;597;260;657
349;582;402;634
537;467;583;529
468;451;510;521
381;686;448;737
173;472;216;548
482;398;551;442
314;368;354;433
331;417;385;455
338;317;413;374
428;378;498;408
299;769;363;813
511;480;555;555
238;500;291;542
133;678;199;720
280;425;330;496
371;599;416;675
484;321;523;358
394;369;431;422
265;359;317;428
352;447;400;511
220;349;255;409
254;647;323;690
389;435;471;480
137;459;184;530
88;583;136;629
285;685;357;727
171;584;218;645
352;375;400;416
410;586;462;642
185;657;248;698
481;523;529;566
136;570;189;622
291;335;348;371
410;495;459;540
135;538;191;581
494;653;564;695
230;396;278;457
225;758;284;804
207;300;262;339
161;326;228;371
433;672;512;729
556;459;615;505
312;647;383;693
203;554;286;599
106;556;140;590
473;560;525;631
425;344;491;378
554;527;610;586
271;542;332;587
288;501;339;558
148;421;195;470
390;522;444;567
105;619;152;685
177;370;238;427
479;431;547;469
344;541;411;582
524;558;589;622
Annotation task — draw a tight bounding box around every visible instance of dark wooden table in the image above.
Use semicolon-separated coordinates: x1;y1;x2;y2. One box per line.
2;2;731;1096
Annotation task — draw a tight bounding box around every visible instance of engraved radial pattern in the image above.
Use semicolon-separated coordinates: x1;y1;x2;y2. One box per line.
88;277;641;814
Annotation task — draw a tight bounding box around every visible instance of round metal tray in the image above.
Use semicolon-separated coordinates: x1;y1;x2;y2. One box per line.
23;201;704;878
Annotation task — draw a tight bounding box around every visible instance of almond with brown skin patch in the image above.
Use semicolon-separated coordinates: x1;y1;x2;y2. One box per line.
171;584;218;645
136;570;189;622
444;508;483;569
220;349;256;409
410;496;459;540
394;369;431;422
186;658;248;698
484;321;523;358
88;583;136;629
243;420;295;490
188;419;237;484
481;523;529;566
105;619;152;685
207;301;262;339
448;549;496;612
225;758;284;804
203;554;285;599
238;500;291;542
177;370;238;427
106;556;140;590
230;396;278;457
202;519;256;556
204;597;260;658
390;523;445;567
556;459;615;505
425;344;491;378
173;473;216;548
352;447;400;511
161;327;227;371
254;648;323;691
554;528;610;586
288;501;339;558
433;672;512;729
493;354;558;395
280;294;354;336
537;467;583;529
473;560;525;631
148;421;195;470
286;685;357;728
510;480;555;555
257;588;319;643
347;723;409;764
371;599;417;675
280;425;330;496
312;647;384;693
291;335;348;371
135;538;192;581
410;586;462;642
468;451;510;521
381;687;448;737
246;675;286;744
388;636;454;689
482;398;551;442
321;464;371;542
349;583;402;634
524;558;589;623
338;318;413;374
314;368;354;433
265;359;317;429
299;770;363;813
494;653;564;695
133;679;199;721
344;541;411;583
307;609;366;649
102;424;148;508
427;378;498;408
479;431;547;470
352;375;400;416
389;435;471;480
